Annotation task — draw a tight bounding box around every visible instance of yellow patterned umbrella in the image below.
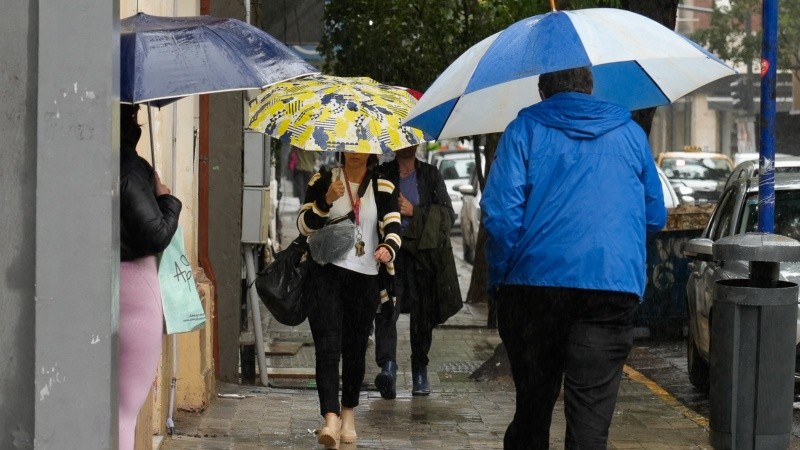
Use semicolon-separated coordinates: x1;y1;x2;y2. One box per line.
247;74;428;154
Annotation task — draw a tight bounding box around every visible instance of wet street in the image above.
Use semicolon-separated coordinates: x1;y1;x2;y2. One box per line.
625;333;800;447
160;226;800;449
453;230;800;447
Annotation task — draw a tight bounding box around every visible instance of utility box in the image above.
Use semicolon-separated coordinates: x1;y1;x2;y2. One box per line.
241;186;270;244
243;131;270;187
242;131;272;244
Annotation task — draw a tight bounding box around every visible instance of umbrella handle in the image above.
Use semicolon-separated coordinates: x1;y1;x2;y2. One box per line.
146;104;156;164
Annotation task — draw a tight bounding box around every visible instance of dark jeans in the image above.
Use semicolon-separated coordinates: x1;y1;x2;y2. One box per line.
306;263;380;416
497;285;638;450
374;248;432;369
374;304;432;368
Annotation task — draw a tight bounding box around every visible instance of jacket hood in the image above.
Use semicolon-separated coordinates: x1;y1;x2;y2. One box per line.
519;92;631;140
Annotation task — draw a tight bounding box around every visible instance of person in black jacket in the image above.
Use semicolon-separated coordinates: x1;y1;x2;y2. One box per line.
118;104;181;450
373;144;460;399
298;152;401;449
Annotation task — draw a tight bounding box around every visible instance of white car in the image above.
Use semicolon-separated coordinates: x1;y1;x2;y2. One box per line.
658;166;680;209
435;151;483;228
457;173;481;263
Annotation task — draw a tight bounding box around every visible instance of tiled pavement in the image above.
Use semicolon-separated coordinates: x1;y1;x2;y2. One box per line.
163;306;711;449
160;191;713;449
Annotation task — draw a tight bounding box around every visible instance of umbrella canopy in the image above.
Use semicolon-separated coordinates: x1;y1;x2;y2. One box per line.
121;12;318;106
404;8;737;140
248;74;428;154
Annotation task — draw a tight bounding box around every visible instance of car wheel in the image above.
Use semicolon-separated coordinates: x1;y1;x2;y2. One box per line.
687;321;709;390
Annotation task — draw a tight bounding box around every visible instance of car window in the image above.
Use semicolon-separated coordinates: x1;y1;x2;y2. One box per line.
740;190;800;240
661;157;732;182
439;158;475;180
710;190;736;241
740;195;758;234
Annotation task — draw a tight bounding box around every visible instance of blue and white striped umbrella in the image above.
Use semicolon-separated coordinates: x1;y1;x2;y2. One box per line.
404;8;737;140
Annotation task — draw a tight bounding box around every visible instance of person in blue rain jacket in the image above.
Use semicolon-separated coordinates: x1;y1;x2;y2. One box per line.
481;66;667;450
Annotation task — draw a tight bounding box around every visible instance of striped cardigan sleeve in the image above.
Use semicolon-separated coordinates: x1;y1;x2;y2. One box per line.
296;169;333;236
375;174;401;262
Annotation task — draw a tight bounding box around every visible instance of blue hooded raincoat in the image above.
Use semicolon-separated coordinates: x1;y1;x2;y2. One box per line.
481;92;667;298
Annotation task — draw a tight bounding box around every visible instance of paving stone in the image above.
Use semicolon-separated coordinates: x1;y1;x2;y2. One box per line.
159;207;715;450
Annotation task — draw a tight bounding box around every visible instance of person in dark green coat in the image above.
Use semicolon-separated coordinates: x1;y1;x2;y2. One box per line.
373;144;463;398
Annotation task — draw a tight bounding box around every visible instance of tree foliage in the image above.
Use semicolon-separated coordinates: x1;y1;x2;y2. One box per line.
318;0;617;90
692;0;800;76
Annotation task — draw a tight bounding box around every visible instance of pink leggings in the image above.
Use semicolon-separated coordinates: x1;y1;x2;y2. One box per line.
119;256;163;450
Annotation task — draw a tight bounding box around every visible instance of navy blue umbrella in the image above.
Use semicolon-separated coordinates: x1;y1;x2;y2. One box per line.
121;13;318;106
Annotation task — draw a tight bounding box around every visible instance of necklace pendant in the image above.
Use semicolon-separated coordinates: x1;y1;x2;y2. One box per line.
355;240;365;257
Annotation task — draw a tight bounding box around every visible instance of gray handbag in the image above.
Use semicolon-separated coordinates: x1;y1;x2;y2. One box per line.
307;215;356;265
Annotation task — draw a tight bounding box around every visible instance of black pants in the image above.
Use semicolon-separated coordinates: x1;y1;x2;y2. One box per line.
374;248;433;368
497;285;638;450
306;263;380;416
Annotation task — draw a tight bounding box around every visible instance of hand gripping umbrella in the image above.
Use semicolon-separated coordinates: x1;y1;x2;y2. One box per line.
404;7;737;140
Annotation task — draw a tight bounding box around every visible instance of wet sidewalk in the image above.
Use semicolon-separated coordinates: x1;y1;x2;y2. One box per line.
161;189;712;449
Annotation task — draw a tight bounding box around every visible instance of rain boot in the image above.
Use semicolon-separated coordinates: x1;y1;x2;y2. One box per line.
412;363;430;396
374;360;397;400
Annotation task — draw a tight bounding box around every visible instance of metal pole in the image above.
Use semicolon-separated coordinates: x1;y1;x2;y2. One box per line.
244;244;270;386
147;103;156;163
758;0;778;233
166;334;177;435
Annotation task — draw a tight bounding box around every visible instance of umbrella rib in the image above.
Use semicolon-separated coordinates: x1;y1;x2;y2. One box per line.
631;60;669;104
200;22;261;86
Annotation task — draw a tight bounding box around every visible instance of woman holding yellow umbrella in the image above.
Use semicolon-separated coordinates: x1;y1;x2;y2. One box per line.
249;75;425;449
298;150;400;448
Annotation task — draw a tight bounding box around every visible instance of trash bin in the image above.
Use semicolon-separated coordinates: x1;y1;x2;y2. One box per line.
710;233;800;450
640;204;715;337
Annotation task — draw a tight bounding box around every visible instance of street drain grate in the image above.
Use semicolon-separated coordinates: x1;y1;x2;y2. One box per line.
439;361;482;374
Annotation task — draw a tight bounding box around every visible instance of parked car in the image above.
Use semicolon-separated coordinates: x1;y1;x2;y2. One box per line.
455;166;680;264
725;156;800;189
427;139;474;164
658;166;681;209
457;173;481;263
682;171;800;388
732;151;793;167
658;151;733;204
436;151;483;227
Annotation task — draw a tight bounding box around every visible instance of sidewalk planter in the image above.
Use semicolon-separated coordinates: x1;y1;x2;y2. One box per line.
709;233;800;450
640;204;714;335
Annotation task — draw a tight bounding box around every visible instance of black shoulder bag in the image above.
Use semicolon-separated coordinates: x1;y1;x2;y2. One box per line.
255;236;311;326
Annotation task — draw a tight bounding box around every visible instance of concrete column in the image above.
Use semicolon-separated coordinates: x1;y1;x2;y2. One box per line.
0;1;38;447
209;0;247;382
35;1;119;447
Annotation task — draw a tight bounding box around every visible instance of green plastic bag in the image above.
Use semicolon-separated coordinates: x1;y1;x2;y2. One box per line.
159;226;206;334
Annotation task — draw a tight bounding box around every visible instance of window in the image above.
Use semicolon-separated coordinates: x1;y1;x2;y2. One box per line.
710;191;736;241
740;189;800;240
661;157;732;182
439;158;474;180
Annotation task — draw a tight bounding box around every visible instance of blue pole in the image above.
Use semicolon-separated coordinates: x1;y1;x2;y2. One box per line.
758;0;778;233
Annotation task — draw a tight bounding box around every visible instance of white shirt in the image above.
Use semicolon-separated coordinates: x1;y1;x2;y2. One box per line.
328;168;379;276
